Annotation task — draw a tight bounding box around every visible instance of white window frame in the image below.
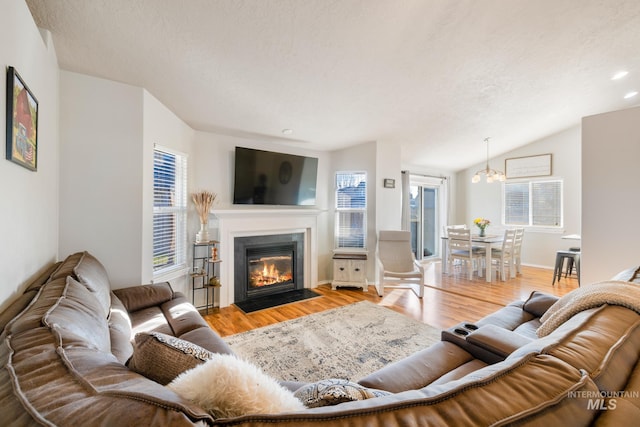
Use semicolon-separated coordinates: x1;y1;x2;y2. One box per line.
502;178;563;229
153;146;188;278
335;171;367;249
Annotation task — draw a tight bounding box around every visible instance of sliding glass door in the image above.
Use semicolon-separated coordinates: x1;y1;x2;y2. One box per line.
409;176;447;260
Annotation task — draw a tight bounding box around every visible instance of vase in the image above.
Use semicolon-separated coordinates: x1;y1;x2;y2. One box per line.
479;228;486;237
196;222;210;243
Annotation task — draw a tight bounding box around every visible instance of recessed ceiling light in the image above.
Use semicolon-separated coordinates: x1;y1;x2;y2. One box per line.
282;129;293;135
624;91;638;99
612;70;629;80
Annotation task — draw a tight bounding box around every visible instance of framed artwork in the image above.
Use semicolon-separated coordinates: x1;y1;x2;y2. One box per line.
6;66;38;171
383;178;395;188
505;153;551;179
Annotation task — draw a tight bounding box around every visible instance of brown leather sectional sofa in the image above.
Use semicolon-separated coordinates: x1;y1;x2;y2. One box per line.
1;251;639;426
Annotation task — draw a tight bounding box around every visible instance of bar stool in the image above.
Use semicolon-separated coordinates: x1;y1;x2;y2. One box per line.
552;250;580;286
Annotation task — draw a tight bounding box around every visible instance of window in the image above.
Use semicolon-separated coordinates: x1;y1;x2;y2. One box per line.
335;172;367;248
153;146;187;276
504;179;563;227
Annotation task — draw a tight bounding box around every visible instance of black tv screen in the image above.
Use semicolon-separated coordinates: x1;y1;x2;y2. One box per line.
233;147;318;206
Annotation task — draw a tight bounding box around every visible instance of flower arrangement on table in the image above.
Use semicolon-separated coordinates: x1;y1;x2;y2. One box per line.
192;190;217;242
473;217;490;237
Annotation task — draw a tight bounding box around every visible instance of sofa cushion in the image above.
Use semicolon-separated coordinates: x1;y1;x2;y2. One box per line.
0;290;37;335
113;282;174;313
129;305;175;336
475;304;536;330
522;291;559;317
358;341;475;392
24;261;62;292
73;251;112;318
293;379;390;408
512;318;541;339
49;251;84;281
178;326;235;355
160;295;209;336
42;276;110;353
108;293;134;364
128;332;215;385
427;359;488;386
167;354;305;418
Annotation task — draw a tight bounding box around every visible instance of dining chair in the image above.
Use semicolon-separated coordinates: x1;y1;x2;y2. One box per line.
513;228;525;275
447;228;485;280
376;230;429;298
490;229;517;281
444;225;468;268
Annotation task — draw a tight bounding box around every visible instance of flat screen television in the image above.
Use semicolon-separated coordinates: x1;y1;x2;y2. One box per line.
233;147;318;206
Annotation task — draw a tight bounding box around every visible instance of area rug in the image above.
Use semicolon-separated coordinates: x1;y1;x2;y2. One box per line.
224;301;441;382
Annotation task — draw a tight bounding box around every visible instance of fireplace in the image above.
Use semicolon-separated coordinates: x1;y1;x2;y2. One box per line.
234;233;304;303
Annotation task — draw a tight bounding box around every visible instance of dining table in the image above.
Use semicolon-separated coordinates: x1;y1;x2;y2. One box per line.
441;234;505;283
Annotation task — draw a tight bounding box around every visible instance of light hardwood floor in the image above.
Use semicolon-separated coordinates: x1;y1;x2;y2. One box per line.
202;262;579;337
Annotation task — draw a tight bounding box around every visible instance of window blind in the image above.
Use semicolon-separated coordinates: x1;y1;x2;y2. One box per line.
153;147;187;275
504;179;562;227
504;182;529;225
532;181;562;226
335;172;367;248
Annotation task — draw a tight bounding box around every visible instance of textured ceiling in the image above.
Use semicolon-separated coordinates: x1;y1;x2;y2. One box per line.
25;0;640;171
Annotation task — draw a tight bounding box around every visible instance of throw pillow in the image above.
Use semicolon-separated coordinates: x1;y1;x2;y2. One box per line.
294;378;391;408
73;251;112;318
128;332;214;385
522;291;559;318
167;354;305;418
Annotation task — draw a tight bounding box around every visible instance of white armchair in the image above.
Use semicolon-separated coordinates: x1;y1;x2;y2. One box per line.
375;230;429;298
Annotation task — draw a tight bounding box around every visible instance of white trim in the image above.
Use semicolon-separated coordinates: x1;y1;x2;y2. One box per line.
213;208;322;307
152;265;189;284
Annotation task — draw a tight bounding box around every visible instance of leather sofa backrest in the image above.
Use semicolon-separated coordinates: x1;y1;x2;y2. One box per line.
0;262;61;336
511;305;640;392
213;353;599;426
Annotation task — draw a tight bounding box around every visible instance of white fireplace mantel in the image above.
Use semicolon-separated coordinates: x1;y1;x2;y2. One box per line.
211;208;323;307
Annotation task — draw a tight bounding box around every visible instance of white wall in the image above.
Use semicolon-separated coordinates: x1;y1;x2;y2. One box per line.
330;142;377;280
59;72;144;287
192;131;333;281
457;126;581;269
142;91;196;292
59;72;195;292
0;1;59;311
375;142;402;231
582;106;640;283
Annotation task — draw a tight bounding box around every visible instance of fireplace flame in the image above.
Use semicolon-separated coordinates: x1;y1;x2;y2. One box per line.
250;259;293;287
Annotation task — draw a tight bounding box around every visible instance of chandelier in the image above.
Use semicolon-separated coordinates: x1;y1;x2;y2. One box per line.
471;137;506;183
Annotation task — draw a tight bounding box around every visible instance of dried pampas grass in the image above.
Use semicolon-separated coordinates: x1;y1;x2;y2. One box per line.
192;191;216;223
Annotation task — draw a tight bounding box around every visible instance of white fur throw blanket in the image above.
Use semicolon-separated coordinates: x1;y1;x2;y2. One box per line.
537;280;640;337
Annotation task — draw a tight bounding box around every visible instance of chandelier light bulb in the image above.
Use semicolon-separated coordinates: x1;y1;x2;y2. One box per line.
471;137;506;184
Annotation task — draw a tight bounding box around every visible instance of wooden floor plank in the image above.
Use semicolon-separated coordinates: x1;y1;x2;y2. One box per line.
202;263;578;336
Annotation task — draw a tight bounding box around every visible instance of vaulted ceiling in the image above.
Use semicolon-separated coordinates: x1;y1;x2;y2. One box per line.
26;0;640;171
